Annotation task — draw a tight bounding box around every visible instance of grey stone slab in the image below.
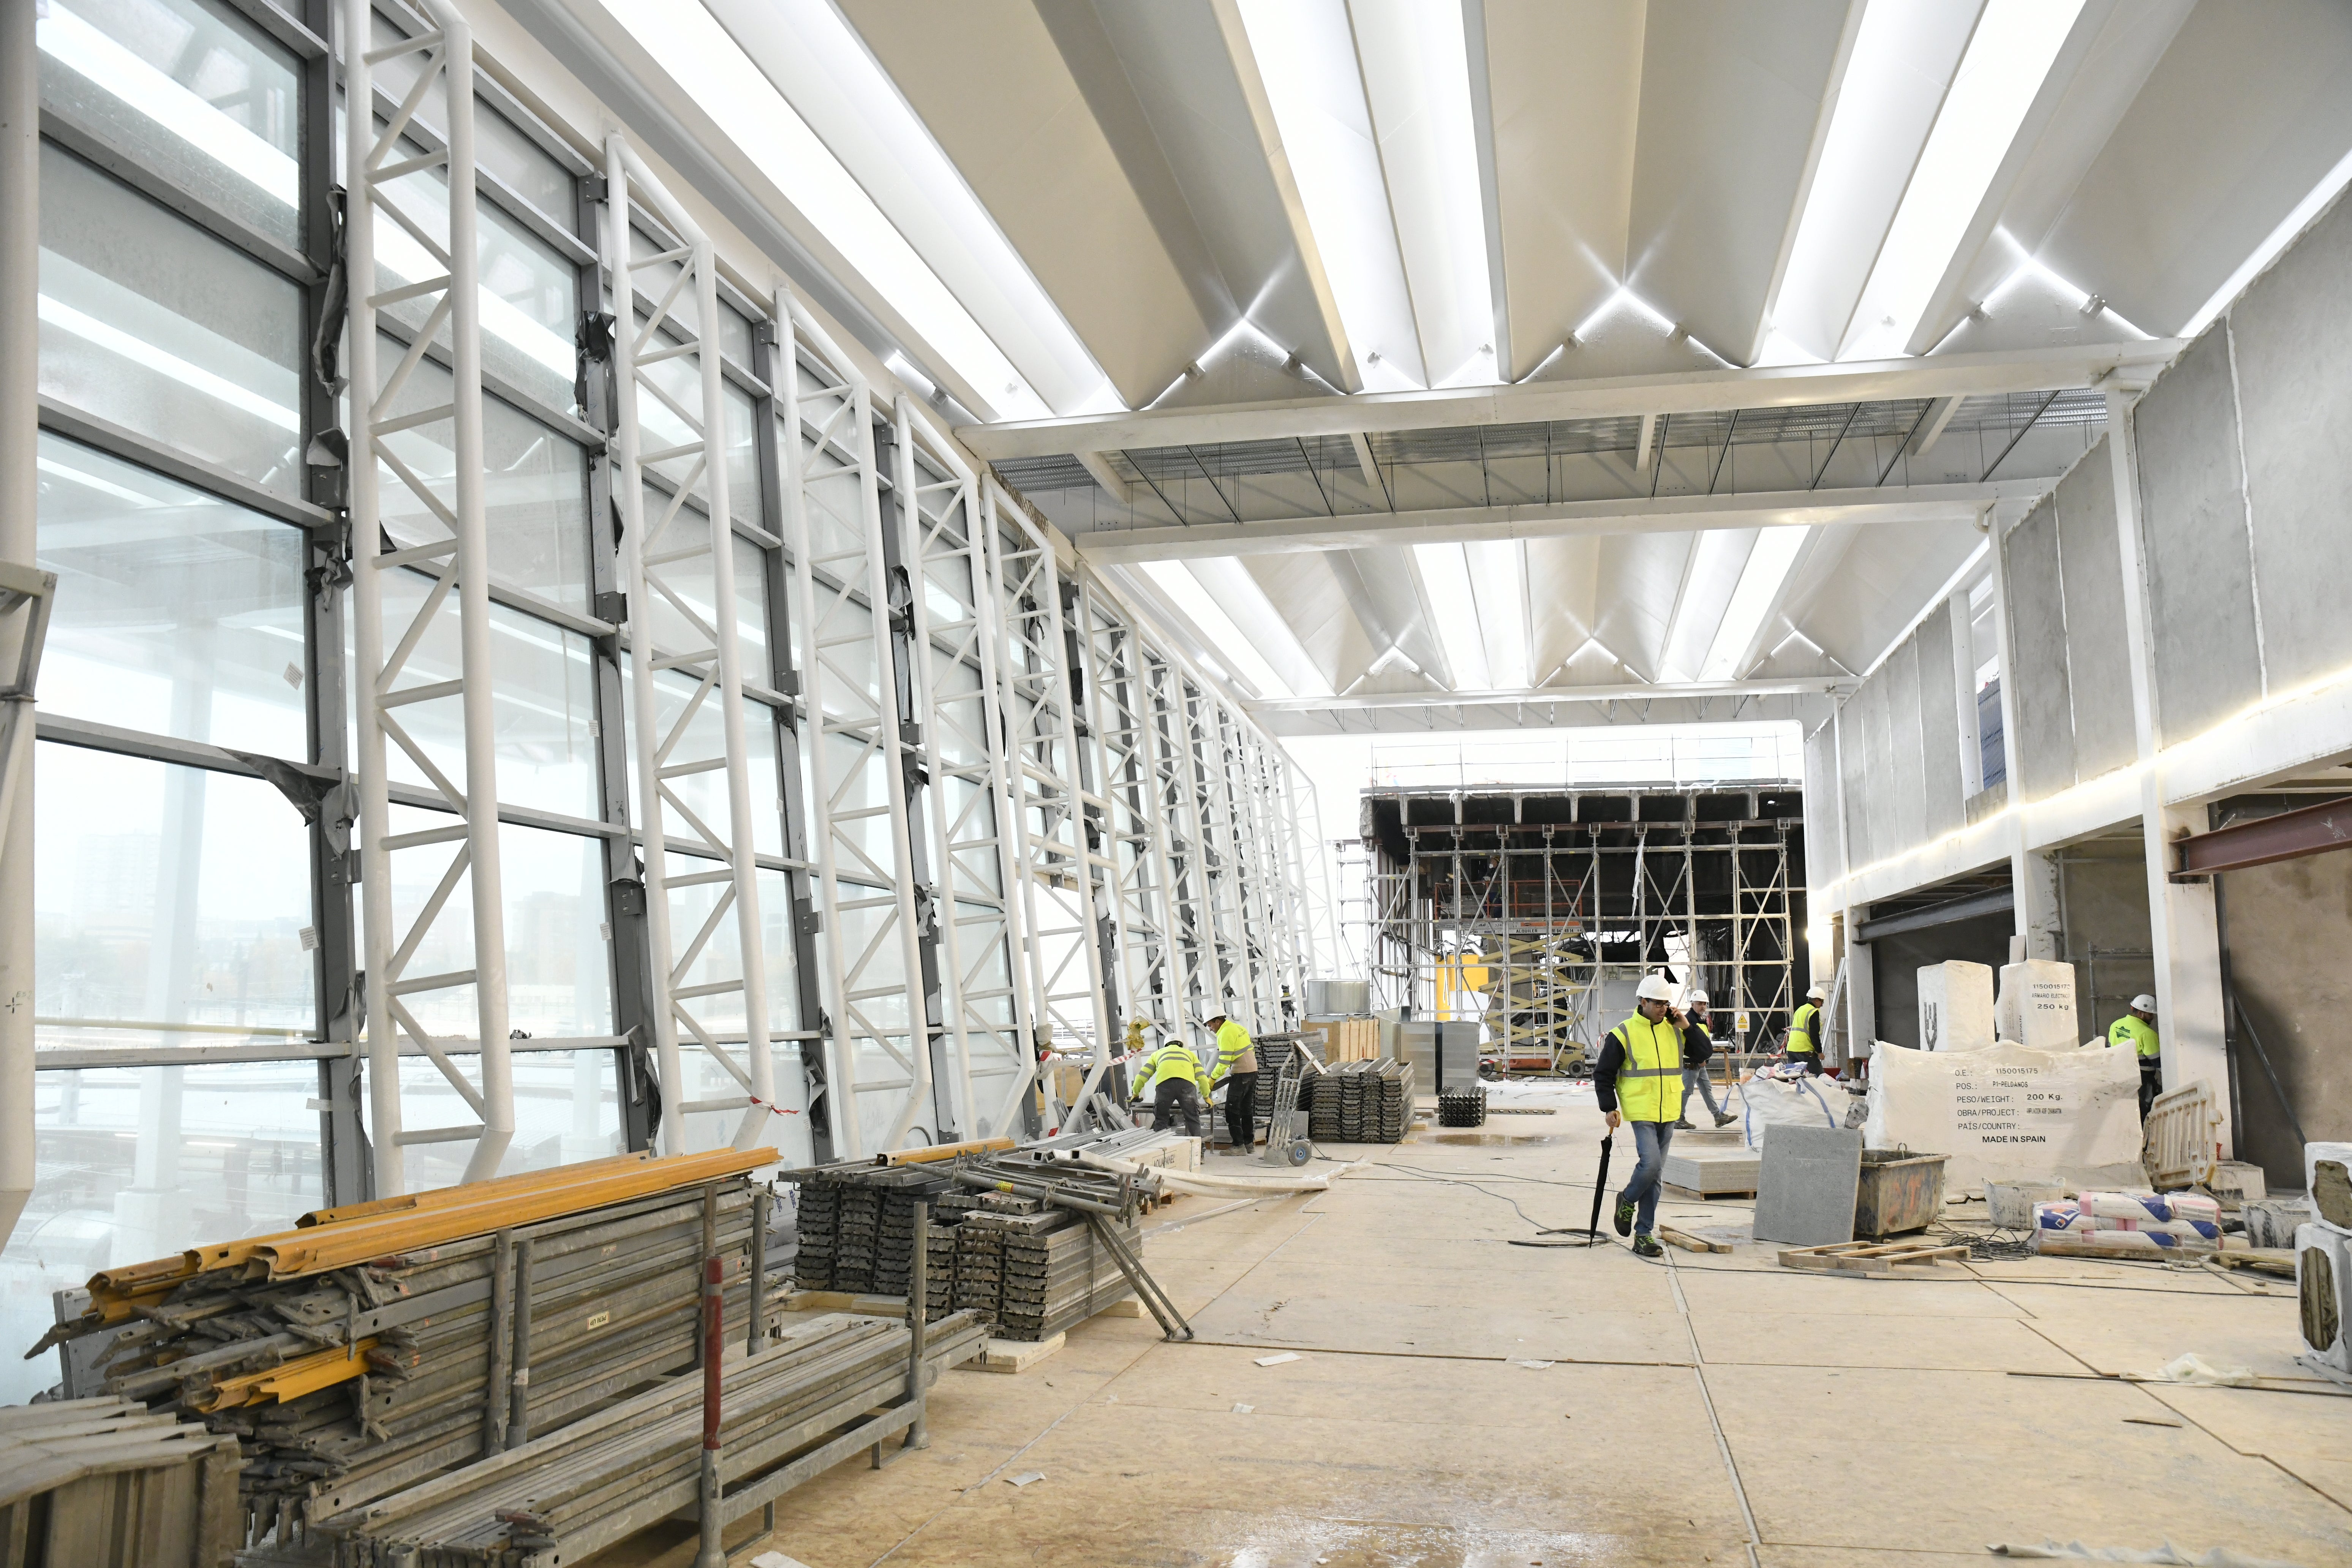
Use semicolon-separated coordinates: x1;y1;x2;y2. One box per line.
2003;496;2077;798
1663;1152;1760;1193
1915;604;1963;841
1886;635;1927;857
2052;438;2135;782
1752;1124;1862;1247
2135;330;2263;744
2229;182;2352;696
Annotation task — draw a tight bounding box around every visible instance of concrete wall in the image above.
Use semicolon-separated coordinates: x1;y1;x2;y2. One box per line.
1868;912;2017;1048
2220;852;2352;1188
2056;847;2153;1041
1837;610;1971;874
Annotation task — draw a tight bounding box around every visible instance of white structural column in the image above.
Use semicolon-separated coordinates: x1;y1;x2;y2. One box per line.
1986;517;2061;960
1266;745;1318;988
776;288;928;1159
891;396;1033;1139
0;0;39;1245
344;0;512;1189
2105;385;2231;1148
1141;643;1213;1030
603;136;773;1156
1189;680;1256;1026
984;483;1117;1108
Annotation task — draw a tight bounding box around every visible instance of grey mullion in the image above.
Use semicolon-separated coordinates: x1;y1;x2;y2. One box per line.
40;115;316;283
37;398;336;531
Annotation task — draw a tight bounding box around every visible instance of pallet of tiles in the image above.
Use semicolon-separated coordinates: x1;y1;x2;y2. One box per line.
0;1398;242;1567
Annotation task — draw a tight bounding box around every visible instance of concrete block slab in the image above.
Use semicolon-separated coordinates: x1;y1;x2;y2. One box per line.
1663;1150;1760;1193
1753;1124;1862;1246
965;1332;1066;1374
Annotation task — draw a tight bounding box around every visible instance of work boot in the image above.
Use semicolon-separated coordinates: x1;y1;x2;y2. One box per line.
1631;1234;1664;1259
1614;1199;1635;1237
1713;1111;1736;1128
1671;1118;1695;1130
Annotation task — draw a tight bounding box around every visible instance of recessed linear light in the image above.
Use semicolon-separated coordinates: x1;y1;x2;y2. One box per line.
1699;528;1811;683
596;0;1051;421
1839;0;2085;362
1138;560;1295;701
1410;542;1488;691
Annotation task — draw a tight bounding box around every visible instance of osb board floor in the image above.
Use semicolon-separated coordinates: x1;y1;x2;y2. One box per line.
591;1089;2352;1568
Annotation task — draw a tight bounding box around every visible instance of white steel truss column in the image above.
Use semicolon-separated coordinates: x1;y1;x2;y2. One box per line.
1140;643;1213;1032
1074;574;1185;1041
343;0;513;1189
1185;674;1257;1027
776;288;929;1159
891;397;1034;1140
602;136;773;1155
1273;751;1326;983
983;482;1117;1110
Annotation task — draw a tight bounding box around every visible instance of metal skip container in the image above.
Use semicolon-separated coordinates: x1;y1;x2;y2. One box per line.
1854;1149;1950;1239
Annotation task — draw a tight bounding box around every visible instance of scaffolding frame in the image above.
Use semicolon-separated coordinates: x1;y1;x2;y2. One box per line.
1364;787;1804;1072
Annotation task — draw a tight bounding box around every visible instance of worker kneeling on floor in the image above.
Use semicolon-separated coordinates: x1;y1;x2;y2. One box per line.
1597;974;1701;1258
1132;1026;1209;1138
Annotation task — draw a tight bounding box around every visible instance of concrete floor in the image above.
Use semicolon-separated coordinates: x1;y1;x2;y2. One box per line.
611;1087;2352;1568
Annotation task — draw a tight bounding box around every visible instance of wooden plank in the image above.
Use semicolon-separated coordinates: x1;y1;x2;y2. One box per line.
1658;1226;1731;1254
1777;1240;1968;1276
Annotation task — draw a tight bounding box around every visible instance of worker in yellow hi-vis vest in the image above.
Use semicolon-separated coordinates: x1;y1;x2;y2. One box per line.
1595;975;1698;1258
1782;983;1827;1076
2108;993;2161;1119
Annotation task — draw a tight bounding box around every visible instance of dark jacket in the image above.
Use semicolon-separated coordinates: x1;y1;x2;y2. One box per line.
1593;1015;1706;1114
1683;1015;1718;1064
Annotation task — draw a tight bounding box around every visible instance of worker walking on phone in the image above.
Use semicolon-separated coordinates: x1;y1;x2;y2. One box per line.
1595;974;1699;1258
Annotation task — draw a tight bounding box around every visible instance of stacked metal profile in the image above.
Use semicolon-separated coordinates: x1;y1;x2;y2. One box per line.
1309;1059;1415;1143
22;1149;776;1549
0;1397;242;1567
789;1165;960;1294
313;1311;986;1566
1437;1084;1489;1127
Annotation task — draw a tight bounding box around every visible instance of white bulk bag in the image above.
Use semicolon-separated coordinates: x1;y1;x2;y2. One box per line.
1864;1039;2142;1194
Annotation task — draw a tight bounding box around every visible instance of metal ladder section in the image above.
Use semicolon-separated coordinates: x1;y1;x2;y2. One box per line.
889;398;1035;1141
775;289;929;1160
602;136;775;1156
343;0;514;1188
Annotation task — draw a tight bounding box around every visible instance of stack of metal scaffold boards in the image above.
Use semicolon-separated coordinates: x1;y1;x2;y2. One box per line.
0;1397;242;1567
22;1148;781;1552
1308;1059;1415;1143
310;1310;986;1566
790;1134;1168;1342
1438;1084;1490;1128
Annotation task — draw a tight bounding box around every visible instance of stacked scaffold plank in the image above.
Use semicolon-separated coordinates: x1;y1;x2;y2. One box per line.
1437;1084;1490;1128
790;1165;961;1295
22;1148;779;1550
313;1311;986;1566
0;1397;242;1566
1308;1059;1415;1143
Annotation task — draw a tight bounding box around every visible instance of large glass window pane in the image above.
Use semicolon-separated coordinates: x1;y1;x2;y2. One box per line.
38;0;302;250
360;810;615;1041
4;1061;327;1402
675;1043;811;1166
372;334;592;608
372;151;580;413
346;572;600;820
37;433;307;758
383;1050;620;1194
33;743;315;1052
39;144;303;491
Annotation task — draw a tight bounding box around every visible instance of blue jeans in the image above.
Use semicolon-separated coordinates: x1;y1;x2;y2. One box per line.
1620;1120;1676;1237
1682;1066;1723;1121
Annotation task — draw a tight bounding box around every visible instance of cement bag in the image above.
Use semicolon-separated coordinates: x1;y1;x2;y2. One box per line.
2082;1190;2219;1226
1864;1040;2142;1195
1734;1071;1843;1150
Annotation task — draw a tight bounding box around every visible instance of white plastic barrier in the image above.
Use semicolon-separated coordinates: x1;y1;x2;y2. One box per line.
1864;1040;2142;1194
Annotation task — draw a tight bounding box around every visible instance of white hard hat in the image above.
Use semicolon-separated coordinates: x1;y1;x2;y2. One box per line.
1687;989;1710;1007
1636;975;1676;1002
2130;994;2158;1013
1807;983;1827;1002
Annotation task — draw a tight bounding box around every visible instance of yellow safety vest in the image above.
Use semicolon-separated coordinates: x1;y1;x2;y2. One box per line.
1211;1019;1254;1083
2109;1014;2160;1060
1609;1015;1686;1124
1138;1041;1206;1092
1788;1002;1820;1055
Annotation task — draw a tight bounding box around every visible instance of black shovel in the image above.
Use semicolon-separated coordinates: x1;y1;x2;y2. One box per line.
1510;1131;1614;1248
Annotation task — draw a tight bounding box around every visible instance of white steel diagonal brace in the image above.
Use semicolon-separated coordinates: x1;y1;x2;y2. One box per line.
776;288;928;1159
890;396;1034;1140
603;136;773;1155
344;0;513;1188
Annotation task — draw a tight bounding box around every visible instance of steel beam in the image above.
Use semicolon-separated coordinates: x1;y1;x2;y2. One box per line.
955;341;2184;461
2173;797;2352;880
